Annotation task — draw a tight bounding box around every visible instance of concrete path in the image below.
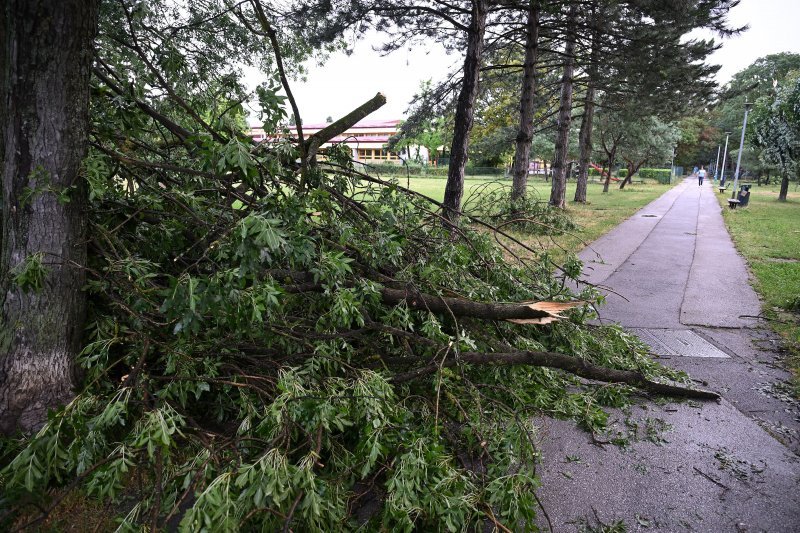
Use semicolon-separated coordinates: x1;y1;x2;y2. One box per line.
535;178;800;532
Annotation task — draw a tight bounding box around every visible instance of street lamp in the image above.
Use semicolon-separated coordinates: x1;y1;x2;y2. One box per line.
670;147;676;183
713;145;721;183
731;101;754;201
719;131;732;186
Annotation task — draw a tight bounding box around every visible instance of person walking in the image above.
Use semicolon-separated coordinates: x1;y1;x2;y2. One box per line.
697;166;706;186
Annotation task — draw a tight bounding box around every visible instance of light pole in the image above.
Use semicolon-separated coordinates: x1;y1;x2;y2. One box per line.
670;148;676;183
719;131;732;186
713;145;721;183
731;101;753;200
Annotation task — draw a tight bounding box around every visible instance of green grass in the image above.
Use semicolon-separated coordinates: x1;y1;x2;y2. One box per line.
717;182;800;392
401;176;676;259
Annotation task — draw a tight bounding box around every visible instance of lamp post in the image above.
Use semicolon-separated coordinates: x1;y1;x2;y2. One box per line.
670;147;675;183
731;101;753;200
719;131;732;186
713;145;721;184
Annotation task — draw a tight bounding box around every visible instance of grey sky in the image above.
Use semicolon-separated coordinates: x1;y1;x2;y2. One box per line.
276;0;800;124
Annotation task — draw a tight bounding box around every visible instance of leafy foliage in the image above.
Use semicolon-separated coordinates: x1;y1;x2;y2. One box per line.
750;71;800;178
0;1;689;530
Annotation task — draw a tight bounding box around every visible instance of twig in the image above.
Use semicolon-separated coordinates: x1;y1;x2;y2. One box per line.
693;466;730;491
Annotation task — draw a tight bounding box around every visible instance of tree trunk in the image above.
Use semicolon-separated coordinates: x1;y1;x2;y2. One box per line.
0;0;97;434
510;0;540;207
778;173;789;201
442;0;488;224
574;9;600;204
619;161;644;190
549;5;577;209
602;151;616;193
574;90;595;203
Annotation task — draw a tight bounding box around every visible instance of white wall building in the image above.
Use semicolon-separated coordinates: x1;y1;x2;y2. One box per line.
249;119;429;164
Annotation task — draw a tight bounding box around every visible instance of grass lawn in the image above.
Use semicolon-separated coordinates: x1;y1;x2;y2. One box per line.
399;176;675;259
717;181;800;392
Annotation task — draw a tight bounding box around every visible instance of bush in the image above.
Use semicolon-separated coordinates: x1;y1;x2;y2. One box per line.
361;162;446;177
618;169;628;178
464;180;578;235
639;168;672;184
588;167;600;176
361;163;505;179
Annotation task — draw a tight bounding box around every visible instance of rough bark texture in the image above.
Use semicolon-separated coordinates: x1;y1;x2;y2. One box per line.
0;0;97;434
778;173;789;201
442;0;488;224
574;11;600;204
510;0;540;206
549;5;577;209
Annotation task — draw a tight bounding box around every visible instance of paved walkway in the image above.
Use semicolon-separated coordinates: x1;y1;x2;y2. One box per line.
535;178;800;532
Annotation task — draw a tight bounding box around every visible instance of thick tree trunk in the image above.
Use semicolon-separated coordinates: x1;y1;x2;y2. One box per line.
510;0;540;207
442;0;488;224
0;0;97;434
778;173;789;201
574;11;600;204
549;5;577;209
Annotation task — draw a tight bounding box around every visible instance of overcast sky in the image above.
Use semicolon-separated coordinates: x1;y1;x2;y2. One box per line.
263;0;800;124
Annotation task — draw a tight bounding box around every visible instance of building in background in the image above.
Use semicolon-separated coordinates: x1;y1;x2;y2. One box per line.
249;119;429;165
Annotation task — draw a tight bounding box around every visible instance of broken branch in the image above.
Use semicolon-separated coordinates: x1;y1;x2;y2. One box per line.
303;92;387;166
380;287;583;324
392;349;720;400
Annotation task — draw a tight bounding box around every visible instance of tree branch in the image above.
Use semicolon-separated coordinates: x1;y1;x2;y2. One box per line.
303;92;387;167
392;350;720;400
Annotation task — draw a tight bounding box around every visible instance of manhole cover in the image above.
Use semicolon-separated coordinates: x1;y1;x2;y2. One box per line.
630;328;730;358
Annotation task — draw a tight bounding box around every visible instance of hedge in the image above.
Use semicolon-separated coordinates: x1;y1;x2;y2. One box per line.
359;163;506;178
639;168;672;184
615;168;671;183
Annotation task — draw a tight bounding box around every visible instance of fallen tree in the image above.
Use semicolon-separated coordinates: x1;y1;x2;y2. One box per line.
0;2;716;531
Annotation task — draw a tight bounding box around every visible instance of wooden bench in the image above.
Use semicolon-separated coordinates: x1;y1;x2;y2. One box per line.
727;198;740;209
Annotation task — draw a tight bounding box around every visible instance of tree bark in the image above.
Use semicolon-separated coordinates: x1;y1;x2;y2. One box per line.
619;160;640;190
574;10;601;204
0;0;98;434
380;287;581;322
304;92;386;165
778;173;789;201
510;0;540;208
392;350;720;400
549;5;578;209
442;0;488;225
602;150;616;193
